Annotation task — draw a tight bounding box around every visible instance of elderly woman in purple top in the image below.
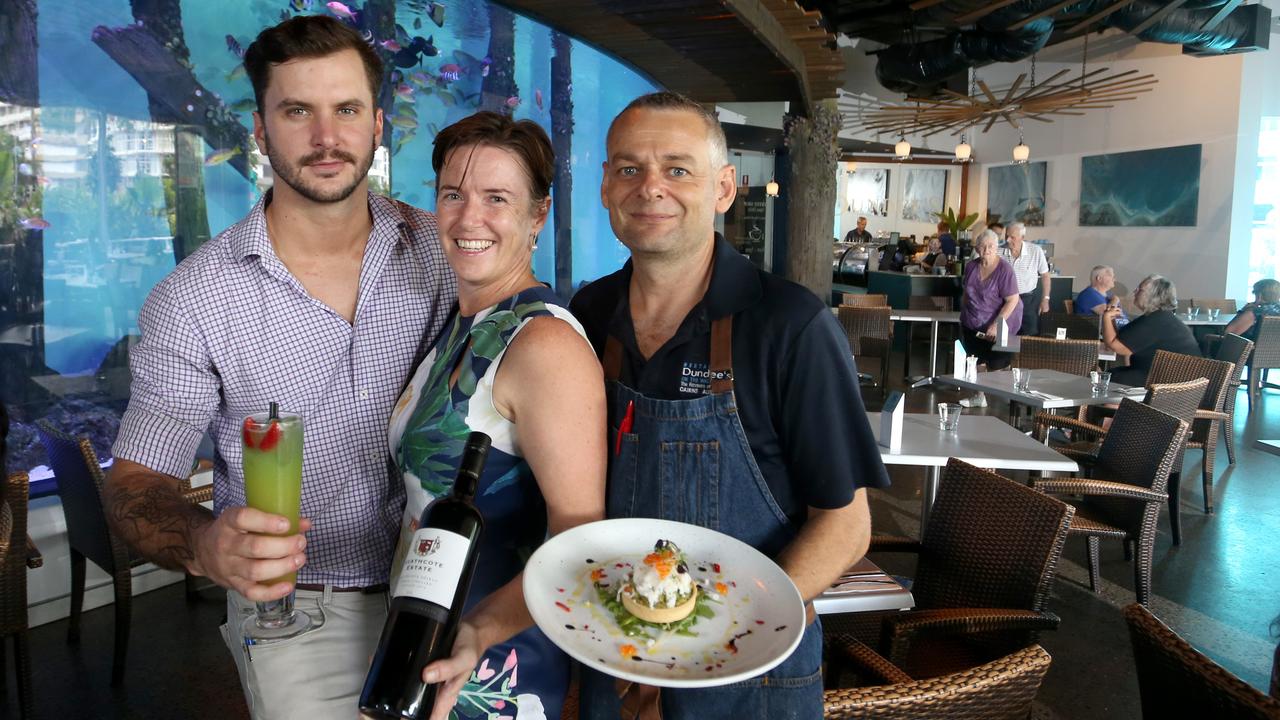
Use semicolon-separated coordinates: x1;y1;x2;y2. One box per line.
960;229;1022;370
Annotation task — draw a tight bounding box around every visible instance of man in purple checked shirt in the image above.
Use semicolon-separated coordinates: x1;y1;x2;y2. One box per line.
103;16;454;720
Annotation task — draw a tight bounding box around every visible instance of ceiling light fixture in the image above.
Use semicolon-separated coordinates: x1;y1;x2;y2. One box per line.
766;177;780;197
894;135;911;161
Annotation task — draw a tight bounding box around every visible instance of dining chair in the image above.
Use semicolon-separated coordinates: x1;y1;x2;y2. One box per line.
1124;603;1280;719
1200;333;1253;465
1;471;41;719
836;306;893;391
35;420;212;686
1012;336;1099;377
830;459;1073;680
1144;352;1235;516
1033;376;1207;546
824;641;1052;720
1035;400;1189;606
1248;315;1280;413
1037;312;1100;340
841;293;889;308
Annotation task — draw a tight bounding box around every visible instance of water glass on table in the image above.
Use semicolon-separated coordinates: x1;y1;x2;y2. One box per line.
1090;370;1112;396
937;402;962;433
1012;368;1032;394
1208;307;1221;321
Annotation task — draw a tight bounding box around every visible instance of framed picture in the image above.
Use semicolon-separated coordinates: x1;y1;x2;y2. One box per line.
846;167;890;217
987;162;1046;226
1079;145;1201;226
902;168;948;222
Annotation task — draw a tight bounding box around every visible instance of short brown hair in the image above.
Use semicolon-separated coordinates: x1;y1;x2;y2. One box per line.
1254;278;1280;303
608;91;728;169
431;111;554;201
244;15;383;114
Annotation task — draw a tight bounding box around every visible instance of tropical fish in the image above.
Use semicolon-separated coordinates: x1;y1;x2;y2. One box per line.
395;84;414;100
20;217;50;230
327;2;356;21
428;2;445;27
17;162;33;176
535;88;543;111
410;70;432;87
225;34;244;58
204;147;241;166
227;64;247;82
438;63;463;82
380;39;402;52
229;98;257;113
390;115;418;130
36;176;51;186
481;55;491;77
392;36;438;68
414;17;422;30
394;103;416;119
289;0;312;11
505;96;521;108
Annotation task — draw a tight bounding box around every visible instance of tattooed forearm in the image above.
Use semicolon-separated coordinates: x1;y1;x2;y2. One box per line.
105;468;214;572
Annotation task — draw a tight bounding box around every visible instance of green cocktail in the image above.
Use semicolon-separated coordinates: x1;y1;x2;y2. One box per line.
240;406;312;640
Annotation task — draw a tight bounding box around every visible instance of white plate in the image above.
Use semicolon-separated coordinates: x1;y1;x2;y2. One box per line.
523;518;805;688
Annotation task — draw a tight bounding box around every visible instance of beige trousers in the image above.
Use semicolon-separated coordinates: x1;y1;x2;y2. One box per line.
221;587;387;720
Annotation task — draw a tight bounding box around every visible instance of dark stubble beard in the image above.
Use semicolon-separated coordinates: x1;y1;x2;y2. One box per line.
263;131;377;204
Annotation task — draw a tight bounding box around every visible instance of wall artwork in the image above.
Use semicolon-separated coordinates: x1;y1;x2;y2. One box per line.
846;167;890;217
1079;144;1201;226
901;167;948;222
987;162;1047;226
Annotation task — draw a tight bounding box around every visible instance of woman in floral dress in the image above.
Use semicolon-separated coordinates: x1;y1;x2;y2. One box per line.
387;112;605;720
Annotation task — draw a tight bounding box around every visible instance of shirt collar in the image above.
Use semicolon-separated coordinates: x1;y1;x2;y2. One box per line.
229;189;408;261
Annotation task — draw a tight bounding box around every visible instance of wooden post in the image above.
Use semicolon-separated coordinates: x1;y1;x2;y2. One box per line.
784;99;841;302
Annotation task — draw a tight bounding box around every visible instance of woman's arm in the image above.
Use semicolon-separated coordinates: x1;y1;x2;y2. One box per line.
1225;306;1255;337
985;293;1020;337
422;317;607;720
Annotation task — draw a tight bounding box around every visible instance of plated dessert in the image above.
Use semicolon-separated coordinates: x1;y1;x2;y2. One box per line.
594;539;717;639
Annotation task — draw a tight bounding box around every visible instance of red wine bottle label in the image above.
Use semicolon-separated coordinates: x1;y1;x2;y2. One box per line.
393;527;471;606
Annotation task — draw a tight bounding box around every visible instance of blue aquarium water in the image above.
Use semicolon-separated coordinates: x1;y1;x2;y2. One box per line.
21;0;657;376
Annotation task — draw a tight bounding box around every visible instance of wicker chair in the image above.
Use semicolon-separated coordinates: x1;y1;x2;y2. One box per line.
1124;603;1280;719
1032;376;1207;546
35;420;212;686
1200;333;1253;465
1147;353;1235;515
1012;337;1100;377
831;459;1073;679
1035;400;1190;606
1;471;41;719
841;293;889;308
824;641;1052;720
1038;312;1100;340
837;306;893;389
1248;315;1280;413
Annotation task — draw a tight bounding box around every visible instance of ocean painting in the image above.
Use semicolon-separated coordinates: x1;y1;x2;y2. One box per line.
987;162;1046;226
846;167;889;217
1079;145;1201;226
901;167;947;222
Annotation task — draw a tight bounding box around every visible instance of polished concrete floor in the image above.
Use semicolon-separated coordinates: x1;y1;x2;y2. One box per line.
4;355;1279;719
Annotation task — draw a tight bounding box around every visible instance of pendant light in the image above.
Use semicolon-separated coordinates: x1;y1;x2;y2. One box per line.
766;177;780;197
894;134;911;161
1012;129;1030;164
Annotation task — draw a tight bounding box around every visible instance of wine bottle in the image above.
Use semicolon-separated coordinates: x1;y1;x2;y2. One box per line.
359;431;491;719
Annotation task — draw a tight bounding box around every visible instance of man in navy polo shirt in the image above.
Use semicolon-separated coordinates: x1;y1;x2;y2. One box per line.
570;91;889;719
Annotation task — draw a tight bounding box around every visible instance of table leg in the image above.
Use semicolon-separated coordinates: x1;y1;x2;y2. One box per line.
928;320;940;377
920;465;941;535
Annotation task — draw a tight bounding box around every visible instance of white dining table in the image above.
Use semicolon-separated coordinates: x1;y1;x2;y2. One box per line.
813;557;915;616
933;369;1143;410
866;412;1079;531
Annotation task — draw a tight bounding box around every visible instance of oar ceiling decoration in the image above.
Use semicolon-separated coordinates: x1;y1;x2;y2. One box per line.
856;65;1157;138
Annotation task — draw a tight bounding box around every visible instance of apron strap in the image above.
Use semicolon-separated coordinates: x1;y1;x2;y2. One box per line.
603;316;734;392
709;315;734;395
603;334;624;383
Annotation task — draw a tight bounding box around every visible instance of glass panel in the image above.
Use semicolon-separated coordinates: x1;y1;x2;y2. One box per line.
0;0;658;478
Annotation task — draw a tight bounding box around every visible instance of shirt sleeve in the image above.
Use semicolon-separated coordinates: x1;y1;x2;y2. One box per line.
778;308;891;509
1035;247;1050;275
111;280;219;478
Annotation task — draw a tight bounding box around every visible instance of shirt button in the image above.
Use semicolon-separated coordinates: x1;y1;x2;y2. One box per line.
360;390;369;399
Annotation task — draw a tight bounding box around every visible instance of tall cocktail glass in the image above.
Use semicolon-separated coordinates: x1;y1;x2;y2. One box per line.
240;407;312;640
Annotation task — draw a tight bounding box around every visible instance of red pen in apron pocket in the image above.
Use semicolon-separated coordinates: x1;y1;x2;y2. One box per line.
614;399;635;456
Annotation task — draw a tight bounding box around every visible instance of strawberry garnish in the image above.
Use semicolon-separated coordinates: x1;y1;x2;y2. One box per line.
258;421;282;451
242;417;258;449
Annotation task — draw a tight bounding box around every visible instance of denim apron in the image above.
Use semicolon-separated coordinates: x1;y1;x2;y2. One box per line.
580;316;824;720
